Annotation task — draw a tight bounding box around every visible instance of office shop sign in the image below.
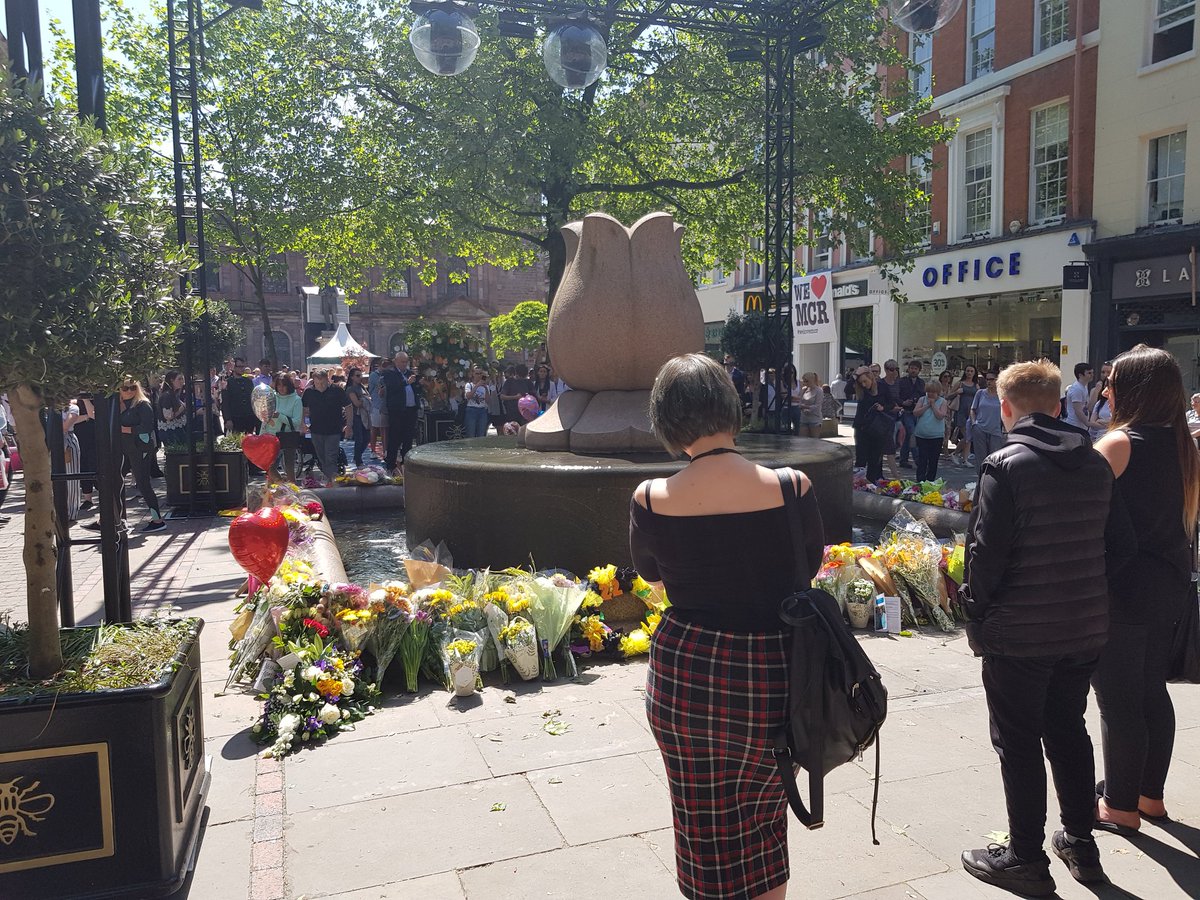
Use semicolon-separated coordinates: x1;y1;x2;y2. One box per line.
793;271;837;344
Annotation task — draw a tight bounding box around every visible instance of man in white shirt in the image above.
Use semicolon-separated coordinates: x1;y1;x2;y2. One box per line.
1063;362;1093;432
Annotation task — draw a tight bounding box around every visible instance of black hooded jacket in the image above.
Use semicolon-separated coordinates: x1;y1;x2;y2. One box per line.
960;413;1135;657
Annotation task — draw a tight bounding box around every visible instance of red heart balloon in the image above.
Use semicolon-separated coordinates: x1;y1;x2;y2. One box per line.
228;507;290;583
243;433;280;471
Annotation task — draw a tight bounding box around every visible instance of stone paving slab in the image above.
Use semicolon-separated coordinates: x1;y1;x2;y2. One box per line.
286;776;565;894
455;836;682;900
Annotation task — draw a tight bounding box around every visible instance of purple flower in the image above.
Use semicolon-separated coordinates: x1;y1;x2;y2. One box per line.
306;716;321;733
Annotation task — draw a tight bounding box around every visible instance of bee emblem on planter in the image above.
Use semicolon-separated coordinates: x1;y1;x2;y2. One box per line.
0;777;57;845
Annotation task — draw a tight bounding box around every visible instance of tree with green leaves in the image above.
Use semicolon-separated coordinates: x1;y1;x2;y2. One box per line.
305;0;950;298
0;78;189;677
175;297;247;371
48;0;434;368
489;301;548;358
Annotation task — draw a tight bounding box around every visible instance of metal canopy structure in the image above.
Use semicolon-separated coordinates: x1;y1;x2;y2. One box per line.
457;0;837;427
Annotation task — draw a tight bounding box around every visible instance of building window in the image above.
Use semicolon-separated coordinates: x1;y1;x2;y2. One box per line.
963;129;994;237
713;268;726;284
263;330;292;367
813;228;833;270
1153;0;1196;64
909;33;932;99
968;0;996;80
1031;102;1069;224
847;221;872;263
262;254;288;294
388;331;405;355
387;269;411;298
746;237;763;283
1035;0;1071;52
1148;130;1187;225
203;258;221;292
910;155;932;247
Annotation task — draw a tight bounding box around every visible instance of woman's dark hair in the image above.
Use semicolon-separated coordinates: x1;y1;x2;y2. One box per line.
1109;344;1200;528
649;354;743;456
348;367;362;380
961;364;977;381
161;370;181;392
938;370;953;383
781;363;798;390
274;373;296;395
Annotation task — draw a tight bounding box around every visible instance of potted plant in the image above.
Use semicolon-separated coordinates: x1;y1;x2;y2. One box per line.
0;79;207;898
162;431;250;509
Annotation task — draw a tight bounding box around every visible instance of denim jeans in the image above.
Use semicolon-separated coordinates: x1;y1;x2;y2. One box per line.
899;411;917;463
310;432;341;481
465;405;489;438
352;416;369;465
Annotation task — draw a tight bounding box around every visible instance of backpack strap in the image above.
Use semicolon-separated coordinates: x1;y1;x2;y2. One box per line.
775;467;827;831
775;468;808;593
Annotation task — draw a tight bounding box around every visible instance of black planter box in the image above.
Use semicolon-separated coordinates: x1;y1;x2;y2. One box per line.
164;450;248;509
0;621;208;899
419;410;466;445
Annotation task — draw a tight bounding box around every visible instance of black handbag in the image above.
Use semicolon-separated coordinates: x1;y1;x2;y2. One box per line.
1167;585;1200;684
864;407;893;445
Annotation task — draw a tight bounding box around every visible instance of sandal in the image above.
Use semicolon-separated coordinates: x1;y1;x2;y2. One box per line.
1096;780;1170;822
1094;781;1140;835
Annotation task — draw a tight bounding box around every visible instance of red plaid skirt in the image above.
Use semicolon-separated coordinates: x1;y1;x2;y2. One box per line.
647;611;790;900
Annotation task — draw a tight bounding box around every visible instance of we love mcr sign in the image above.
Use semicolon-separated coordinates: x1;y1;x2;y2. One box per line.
793;271;837;345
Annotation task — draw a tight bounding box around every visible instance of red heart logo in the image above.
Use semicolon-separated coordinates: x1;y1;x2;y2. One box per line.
242;433;280;471
810;274;828;299
228;507;290;583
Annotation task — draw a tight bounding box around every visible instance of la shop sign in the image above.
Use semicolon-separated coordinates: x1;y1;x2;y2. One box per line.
921;252;1022;287
793;271;837;345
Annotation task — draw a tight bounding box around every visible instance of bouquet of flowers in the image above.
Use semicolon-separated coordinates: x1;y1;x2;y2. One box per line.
366;582;413;684
253;642;379;758
440;634;482;696
398;607;433;692
814;543;874;611
877;509;955;632
447;598;498;672
495;615;540;680
334;608;376;653
526;573;588;680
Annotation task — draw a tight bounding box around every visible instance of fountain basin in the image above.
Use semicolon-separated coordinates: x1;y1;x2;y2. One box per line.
404;434;853;575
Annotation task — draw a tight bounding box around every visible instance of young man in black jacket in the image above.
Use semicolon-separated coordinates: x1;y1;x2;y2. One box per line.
960;359;1133;896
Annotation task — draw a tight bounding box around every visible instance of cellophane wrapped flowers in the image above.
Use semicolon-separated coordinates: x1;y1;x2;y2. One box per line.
366;581;412;685
877;509;954;632
254;642;379;758
441;636;482;696
525;573;587;680
496;615;540;681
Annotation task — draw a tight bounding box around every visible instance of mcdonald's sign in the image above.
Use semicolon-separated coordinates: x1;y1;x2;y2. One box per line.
743;291;766;313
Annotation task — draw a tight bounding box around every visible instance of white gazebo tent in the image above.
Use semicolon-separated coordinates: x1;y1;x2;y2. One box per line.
307;323;379;366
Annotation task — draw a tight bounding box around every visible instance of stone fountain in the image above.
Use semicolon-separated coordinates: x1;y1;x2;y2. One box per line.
404;212;852;575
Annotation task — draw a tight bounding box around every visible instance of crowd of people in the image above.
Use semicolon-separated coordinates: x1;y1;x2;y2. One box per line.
633;344;1199;900
847;357;1129;484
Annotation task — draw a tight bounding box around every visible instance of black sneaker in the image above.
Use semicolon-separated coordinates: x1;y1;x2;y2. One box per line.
79;499;94;511
140;519;166;533
1052;830;1107;884
962;844;1055;897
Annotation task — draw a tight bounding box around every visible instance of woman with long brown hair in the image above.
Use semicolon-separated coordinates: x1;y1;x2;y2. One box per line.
1093;345;1200;834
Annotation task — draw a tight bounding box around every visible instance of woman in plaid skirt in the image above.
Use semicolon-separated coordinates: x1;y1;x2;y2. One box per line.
631;354;825;900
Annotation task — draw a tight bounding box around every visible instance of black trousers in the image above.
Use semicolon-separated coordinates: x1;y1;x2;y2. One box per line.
385;405;418;469
75;417;97;495
120;435;161;516
982;652;1099;860
1092;620;1178;811
855;426;885;482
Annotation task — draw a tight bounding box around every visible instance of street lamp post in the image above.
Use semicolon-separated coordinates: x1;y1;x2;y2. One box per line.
405;0;959;434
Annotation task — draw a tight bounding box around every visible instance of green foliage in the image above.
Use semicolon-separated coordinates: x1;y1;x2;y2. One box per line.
175;297;247;371
720;312;789;375
489;301;548;355
0;77;190;402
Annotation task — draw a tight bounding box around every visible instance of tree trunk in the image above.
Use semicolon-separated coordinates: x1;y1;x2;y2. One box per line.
10;383;64;678
544;230;566;307
255;280;278;370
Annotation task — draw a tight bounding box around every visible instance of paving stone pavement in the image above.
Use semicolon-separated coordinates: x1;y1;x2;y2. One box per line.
3;471;1199;899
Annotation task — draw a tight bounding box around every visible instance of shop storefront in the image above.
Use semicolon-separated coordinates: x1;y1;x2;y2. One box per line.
793;268;891;382
893;227;1092;378
1087;228;1200;394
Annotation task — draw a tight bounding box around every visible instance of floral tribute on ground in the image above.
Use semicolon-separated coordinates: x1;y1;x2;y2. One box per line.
853;470;974;512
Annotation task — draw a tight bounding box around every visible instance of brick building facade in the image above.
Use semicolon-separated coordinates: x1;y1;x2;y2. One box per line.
210;252;548;368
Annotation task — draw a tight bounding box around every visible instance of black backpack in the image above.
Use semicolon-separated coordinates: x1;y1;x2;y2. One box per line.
774;470;888;844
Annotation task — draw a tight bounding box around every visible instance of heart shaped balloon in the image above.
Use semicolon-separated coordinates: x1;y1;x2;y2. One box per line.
242;433;280;471
228;507;290;583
